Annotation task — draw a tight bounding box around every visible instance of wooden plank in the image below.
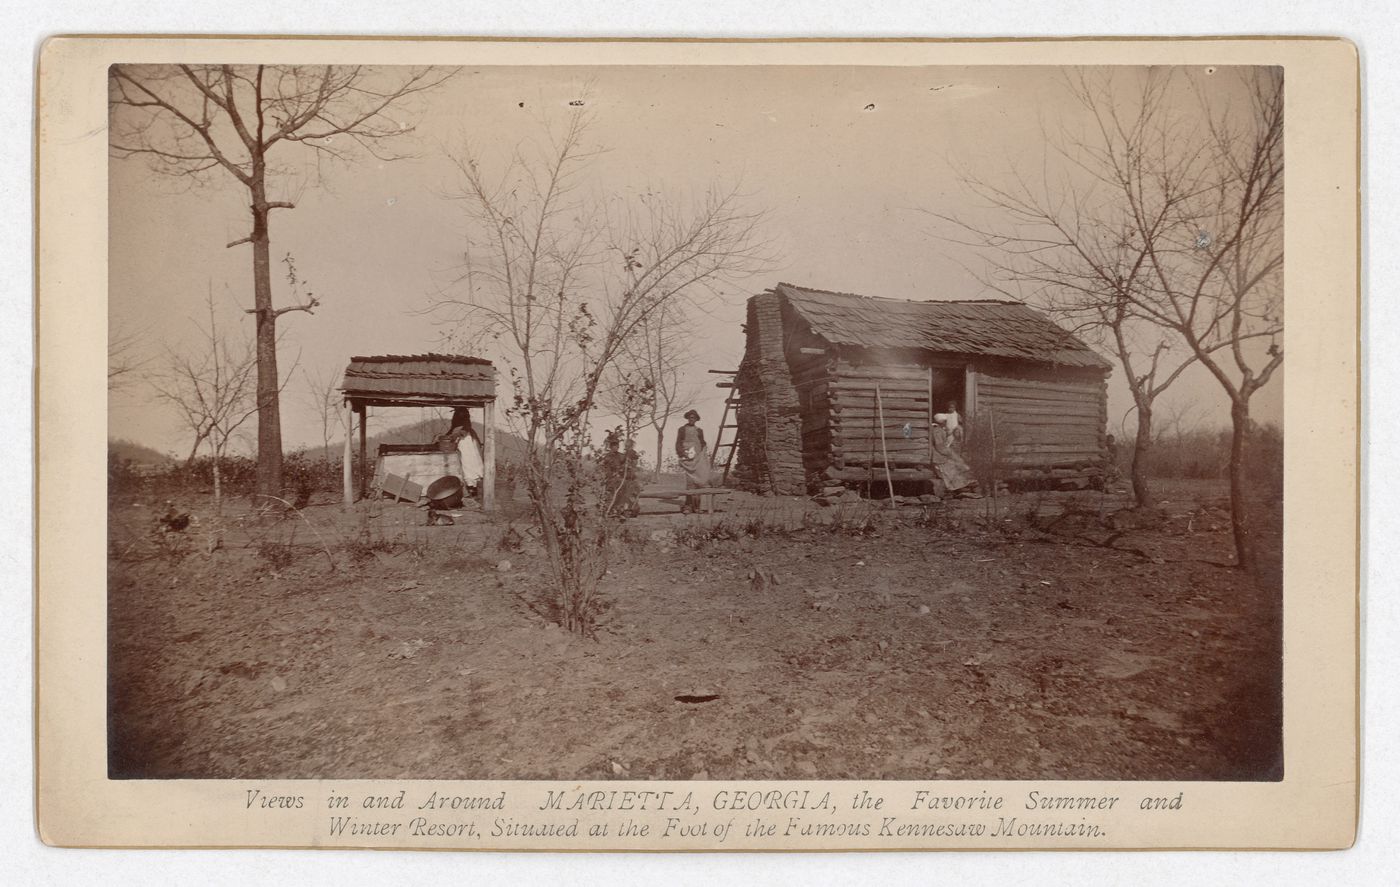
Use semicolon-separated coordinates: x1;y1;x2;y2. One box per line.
875;386;896;501
977;375;1106;396
998;423;1103;436
979;395;1103;414
343;396;496;408
834;437;932;450
1005;447;1104;457
831;378;930;393
833;403;929;417
832;412;930;425
834;417;931;429
997;414;1103;427
833;391;928;406
834;442;932;455
1004;436;1103;448
928;366;936;473
1002;447;1101;458
833;408;929;421
978;389;1103;408
832;374;931;387
838;426;930;436
980;402;1102;418
984;411;1102;426
342;400;354;507
826;466;933;481
832;393;928;408
482;400;496;512
834;429;931;442
838;458;932;470
381;473;424;503
987;414;1101;428
358;404;368;501
638;487;733;498
979;374;1102;389
839;449;934;463
979;378;1102;394
832;365;932;381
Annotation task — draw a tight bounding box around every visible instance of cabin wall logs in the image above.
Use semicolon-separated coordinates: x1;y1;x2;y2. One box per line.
973;369;1108;480
806;362;942;483
804;362;1108;485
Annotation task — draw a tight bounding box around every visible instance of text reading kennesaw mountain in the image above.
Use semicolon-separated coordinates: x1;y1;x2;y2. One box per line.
260;785;1184;844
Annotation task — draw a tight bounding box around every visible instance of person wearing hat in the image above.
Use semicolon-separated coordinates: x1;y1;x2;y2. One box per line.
675;408;711;514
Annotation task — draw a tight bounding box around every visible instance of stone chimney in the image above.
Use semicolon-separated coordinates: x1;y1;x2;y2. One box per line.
732;291;807;495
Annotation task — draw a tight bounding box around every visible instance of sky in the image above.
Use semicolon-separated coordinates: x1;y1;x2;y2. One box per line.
108;64;1282;462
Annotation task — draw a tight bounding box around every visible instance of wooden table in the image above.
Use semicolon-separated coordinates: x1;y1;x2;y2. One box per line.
637;487;733;514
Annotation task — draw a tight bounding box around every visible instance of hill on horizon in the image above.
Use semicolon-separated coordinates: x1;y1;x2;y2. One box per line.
296;416;534;468
109;438;177;466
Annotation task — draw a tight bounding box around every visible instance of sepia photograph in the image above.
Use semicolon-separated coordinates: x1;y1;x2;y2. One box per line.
99;58;1289;787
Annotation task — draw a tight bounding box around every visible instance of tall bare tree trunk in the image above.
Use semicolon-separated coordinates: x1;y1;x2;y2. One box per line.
250;174;284;498
1130;400;1155;508
655;426;665;479
212;448;223;517
1228;399;1257;573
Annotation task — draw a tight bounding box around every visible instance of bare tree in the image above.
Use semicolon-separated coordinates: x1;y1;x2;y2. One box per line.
936;70;1221;508
151;288;260;515
110;64;457;497
1127;69;1284;572
602;300;702;477
936;67;1283;571
302;364;343;459
429;104;772;632
108;320;150;391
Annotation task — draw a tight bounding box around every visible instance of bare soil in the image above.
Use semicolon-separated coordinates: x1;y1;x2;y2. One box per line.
107;479;1281;782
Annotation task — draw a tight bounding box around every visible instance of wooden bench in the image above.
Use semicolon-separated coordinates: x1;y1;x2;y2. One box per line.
637;487;733;514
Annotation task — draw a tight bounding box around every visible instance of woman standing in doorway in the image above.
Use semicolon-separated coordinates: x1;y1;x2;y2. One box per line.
675;409;711;514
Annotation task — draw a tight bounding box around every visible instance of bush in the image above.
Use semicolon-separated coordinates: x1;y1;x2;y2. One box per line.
1145;420;1283;493
108;450;356;501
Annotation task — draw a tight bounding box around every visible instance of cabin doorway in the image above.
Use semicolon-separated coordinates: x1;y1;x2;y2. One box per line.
928;367;966;418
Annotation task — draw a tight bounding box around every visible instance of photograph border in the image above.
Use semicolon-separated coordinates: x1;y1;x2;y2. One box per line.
36;33;1359;851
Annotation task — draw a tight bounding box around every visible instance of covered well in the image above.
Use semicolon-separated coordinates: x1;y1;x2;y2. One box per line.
339;354;498;510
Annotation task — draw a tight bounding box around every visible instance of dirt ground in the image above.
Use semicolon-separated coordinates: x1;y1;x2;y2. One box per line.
107;479;1281;782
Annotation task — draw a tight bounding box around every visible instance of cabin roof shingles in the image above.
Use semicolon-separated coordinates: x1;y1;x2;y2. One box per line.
774;282;1111;370
341;353;497;401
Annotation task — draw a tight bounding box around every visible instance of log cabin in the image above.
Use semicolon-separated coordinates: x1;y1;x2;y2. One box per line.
731;283;1112;496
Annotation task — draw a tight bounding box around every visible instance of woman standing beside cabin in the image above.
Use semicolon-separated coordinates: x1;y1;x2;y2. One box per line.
931;402;976;496
675;409;711;514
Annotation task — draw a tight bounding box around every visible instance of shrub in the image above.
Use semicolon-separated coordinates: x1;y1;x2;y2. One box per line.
107;449;361;502
1145;420;1283;492
256;538;299;571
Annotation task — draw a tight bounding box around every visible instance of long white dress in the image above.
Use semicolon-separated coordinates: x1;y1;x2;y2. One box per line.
457;430;485;488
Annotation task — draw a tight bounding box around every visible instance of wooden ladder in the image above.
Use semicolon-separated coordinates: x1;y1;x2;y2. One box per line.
707;369;741;484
